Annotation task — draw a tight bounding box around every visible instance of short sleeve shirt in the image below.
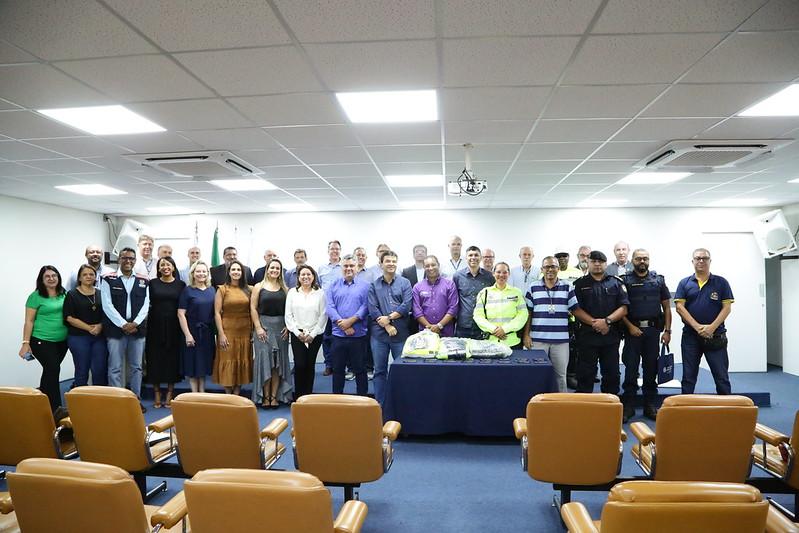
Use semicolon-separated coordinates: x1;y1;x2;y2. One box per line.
26;291;68;342
674;274;734;333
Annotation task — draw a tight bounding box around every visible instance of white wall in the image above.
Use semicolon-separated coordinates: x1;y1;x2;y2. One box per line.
135;206;768;372
0;195;107;387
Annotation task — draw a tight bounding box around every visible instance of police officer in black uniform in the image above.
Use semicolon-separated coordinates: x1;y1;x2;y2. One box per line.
620;249;672;422
572;251;629;394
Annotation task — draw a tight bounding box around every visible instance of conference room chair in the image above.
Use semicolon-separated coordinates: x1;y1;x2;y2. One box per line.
630;394;757;482
0;491;16;533
2;458;186;533
182;468;368;533
64;386;177;500
291;394;401;501
0;386;77;479
513;393;626;507
560;480;799;533
170;392;288;475
753;410;799;518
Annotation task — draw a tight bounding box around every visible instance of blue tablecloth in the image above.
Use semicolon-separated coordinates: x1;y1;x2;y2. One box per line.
383;349;557;437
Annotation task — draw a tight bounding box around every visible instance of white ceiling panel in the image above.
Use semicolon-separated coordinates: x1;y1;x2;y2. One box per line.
105;132;203;153
529;119;627;142
269;177;330;189
564;34;723;85
55;55;214;102
741;0;799;30
175;48;322;96
593;0;761;33
275;0;435;42
682;32;799;83
0;162;52;177
501;174;565;186
447;144;521;162
0;140;62;160
591;141;665;160
575;160;637;173
25;158;104;174
291;146;370;165
354;123;441;146
265;125;359;148
311;164;379;178
440;0;601;37
326;177;386;188
0;64;112;108
510;160;580;174
614;118;722;142
441;87;550;121
366;145;442;163
0;100;22;111
445;161;510;177
104;0;291;51
179;128;278;150
228;94;346;127
261;166;317;179
128;100;251;131
28;137;129;158
0;111;84;139
445;121;534;144
0;0;157;60
443;37;579;87
305;41;437;91
518;142;602;160
0;41;37;64
544;85;667;119
378;162;445;175
642;83;788;118
698;117;799;139
234;149;299;167
563;173;625;184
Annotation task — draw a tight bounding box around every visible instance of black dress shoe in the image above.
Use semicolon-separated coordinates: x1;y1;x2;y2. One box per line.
140;403;147;414
623;404;635;423
643;405;658;421
566;376;578;390
323;367;333;376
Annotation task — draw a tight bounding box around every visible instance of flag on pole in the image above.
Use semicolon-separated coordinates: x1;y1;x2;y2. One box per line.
193;221;199;246
211;223;220;267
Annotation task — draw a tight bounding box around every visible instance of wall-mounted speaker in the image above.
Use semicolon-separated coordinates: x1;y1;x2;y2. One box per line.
752;209;797;258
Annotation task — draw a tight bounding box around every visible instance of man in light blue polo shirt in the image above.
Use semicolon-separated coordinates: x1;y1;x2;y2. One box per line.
318;240;343;375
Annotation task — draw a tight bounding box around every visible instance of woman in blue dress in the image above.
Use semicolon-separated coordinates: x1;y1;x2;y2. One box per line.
177;261;216;393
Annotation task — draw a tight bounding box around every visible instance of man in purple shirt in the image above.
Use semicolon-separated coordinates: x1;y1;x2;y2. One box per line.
412;255;459;337
325;254;370;396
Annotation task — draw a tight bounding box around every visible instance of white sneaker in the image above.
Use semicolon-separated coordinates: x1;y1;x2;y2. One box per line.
367;371;375;380
345;372;355;381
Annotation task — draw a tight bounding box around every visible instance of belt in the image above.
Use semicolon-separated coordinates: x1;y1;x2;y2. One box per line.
635;320;657;328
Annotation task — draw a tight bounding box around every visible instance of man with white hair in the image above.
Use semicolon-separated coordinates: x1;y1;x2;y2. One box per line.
606;241;633;277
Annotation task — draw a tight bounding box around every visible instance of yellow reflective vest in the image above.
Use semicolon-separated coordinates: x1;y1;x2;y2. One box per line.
473;284;529;346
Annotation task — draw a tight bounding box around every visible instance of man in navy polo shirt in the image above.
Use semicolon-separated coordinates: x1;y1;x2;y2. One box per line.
674;248;734;395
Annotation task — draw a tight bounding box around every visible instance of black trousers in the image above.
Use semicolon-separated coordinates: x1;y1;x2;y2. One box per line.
576;339;621;395
290;333;322;399
330;336;368;395
621;327;660;404
30;336;68;412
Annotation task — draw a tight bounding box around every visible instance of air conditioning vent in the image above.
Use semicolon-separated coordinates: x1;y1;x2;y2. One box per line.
636;139;794;172
124;151;261;180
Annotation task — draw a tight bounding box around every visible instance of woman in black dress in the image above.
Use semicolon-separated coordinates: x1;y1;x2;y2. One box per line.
145;256;185;408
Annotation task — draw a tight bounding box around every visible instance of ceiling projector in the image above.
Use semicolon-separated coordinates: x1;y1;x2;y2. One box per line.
448;143;487;197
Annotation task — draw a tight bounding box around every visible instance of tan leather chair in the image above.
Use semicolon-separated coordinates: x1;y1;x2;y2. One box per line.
0;386;77;476
513;393;626;506
65;386;177;499
291;394;401;500
630;394;757;482
561;480;798;533
170;392;287;475
182;469;368;533
0;491;17;533
753;410;799;517
3;458;186;533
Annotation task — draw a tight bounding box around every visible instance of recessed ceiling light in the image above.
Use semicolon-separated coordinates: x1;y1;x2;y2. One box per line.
146;206;197;215
209;179;277;191
385;174;443;188
268;203;316;212
336;90;438;123
577;198;629;208
37;105;166;135
739;84;799;116
707;197;770;207
55;184;127;196
399;201;445;210
616;171;691;185
788;177;799;184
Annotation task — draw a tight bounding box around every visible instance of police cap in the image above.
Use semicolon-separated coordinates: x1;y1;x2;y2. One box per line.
588;250;607;262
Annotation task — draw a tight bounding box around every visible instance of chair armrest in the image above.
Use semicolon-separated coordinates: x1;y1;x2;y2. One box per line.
756;423;791;447
0;492;12;514
58;416;72;429
383;421;401;441
150;491;187;530
333;499;368;533
513;418;527;440
629;421;655;445
561;502;599;533
260;417;289;440
766;505;799;533
621;429;627;442
147;415;174;433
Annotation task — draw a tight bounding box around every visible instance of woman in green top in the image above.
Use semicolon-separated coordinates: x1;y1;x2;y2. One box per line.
19;265;69;412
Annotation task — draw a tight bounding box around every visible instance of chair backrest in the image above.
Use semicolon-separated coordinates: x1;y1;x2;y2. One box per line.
787;411;799;490
184;469;335;533
7;458;150;533
599;481;769;533
292;394;385;483
0;387;58;465
65;386;150;472
171;393;262;475
654;394;757;482
526;393;623;485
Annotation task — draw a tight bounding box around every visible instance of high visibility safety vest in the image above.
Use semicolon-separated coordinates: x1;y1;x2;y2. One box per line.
472;285;529;346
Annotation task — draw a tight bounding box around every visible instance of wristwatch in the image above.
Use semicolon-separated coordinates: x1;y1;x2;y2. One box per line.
664;329;672;333
605;318;613;325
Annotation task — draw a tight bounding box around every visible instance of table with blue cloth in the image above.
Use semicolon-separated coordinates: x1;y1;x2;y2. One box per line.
383;349;557;437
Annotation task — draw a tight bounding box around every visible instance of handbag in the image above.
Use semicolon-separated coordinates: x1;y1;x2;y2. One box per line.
657;343;674;384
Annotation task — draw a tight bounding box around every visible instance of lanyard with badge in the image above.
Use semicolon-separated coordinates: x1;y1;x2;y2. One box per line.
545;284;555;314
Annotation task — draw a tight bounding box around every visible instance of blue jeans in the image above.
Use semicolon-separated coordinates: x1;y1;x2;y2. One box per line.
68;334;108;387
107;336;145;397
371;336;407;405
681;331;731;395
330;335;367;395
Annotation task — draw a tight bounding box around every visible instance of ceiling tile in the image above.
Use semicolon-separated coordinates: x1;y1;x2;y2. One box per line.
0;140;62;160
305;41;437;91
265;125;359;148
447;144;521;162
378;161;444;175
502;173;565;185
179;128;278;150
518;142;602;160
326;177;386;188
311;164;379;178
593;0;761;33
269;177;330;189
0;40;38;64
440;0;601;36
0;0;157;60
544;85;667;119
291;146;370;165
234;149;299;167
260;166;317;179
510;160;580;174
28;137;129;158
105;0;291;51
25;158;105;174
682;32;799;83
591;141;665;160
529;119;627;142
642;83;789;118
443;37;579;86
0;111;84;139
128;99;251;131
563;173;624;184
175;48;322;96
0;64;112;108
563;34;723;84
0;100;23;111
740;0;799;30
614;117;721;142
354;123;441;146
698;117;799;139
367;145;442;163
55;55;214;102
445;161;510;178
445;120;534;144
441;87;550;121
0;161;52;177
106;132;203;153
228;93;346;127
275;0;435;42
575;160;637;173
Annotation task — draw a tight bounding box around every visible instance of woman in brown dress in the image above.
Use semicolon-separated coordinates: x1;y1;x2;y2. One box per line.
212;260;253;395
